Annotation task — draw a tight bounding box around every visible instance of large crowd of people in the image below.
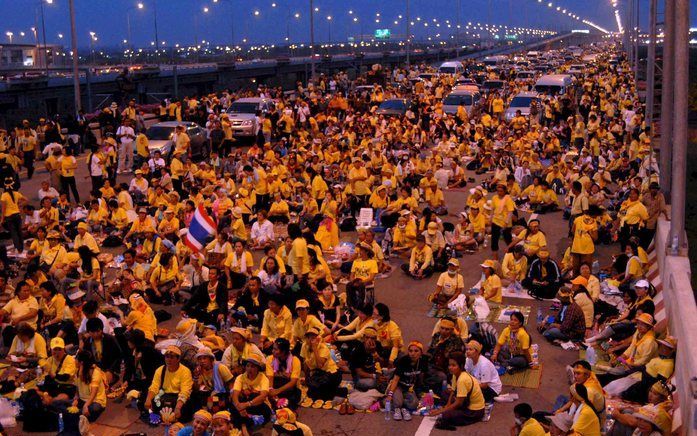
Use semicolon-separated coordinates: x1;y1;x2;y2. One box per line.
0;41;678;436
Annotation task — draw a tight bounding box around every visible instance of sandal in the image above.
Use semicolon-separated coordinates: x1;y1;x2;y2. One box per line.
346;403;356;415
300;397;313;408
322;401;334;410
311;399;325;409
339;402;348;415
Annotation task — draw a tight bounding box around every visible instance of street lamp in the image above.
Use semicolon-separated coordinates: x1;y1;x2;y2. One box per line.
5;31;13;43
126;2;145;64
89;31;97;65
326;15;332;45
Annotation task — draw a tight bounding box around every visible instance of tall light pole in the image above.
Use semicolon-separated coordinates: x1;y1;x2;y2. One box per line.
152;0;159;63
669;0;690;252
68;0;80;113
406;0;411;67
89;32;97;65
127;2;144;65
39;0;51;76
659;0;675;195
326;15;332;45
309;0;315;80
645;0;656;126
5;32;12;43
456;0;461;57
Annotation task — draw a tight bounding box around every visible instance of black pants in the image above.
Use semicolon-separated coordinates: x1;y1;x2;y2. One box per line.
91;175;104;193
4;213;23;252
232;392;272;428
24;152;35;179
60;175;80;203
490;223;512;252
306;369;342;401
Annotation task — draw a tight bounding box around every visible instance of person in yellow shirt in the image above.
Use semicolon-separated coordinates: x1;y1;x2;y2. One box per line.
491;92;505;120
617;188;649;251
479;259;503;304
148;252;180;305
491;311;532;372
135;131;150;168
41;336;78;400
224;240;254;289
431;258;465;309
74;349;108;422
571;211;598;275
74;222;100;254
508;219;547;257
300;326;342;404
402;234;434;279
291;299;328;350
123;294;158;342
568;383;602;436
8;322;48;367
511;403;546;436
490;184;515;259
428;351;485;429
145;345;194;422
231;354;272;430
287;224;309;278
260;296;293;353
59;148;80;203
501;245;528;285
1;178;27;252
348;158;370;209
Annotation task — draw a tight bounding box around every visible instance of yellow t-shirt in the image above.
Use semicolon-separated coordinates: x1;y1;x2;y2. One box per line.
519;418;546;436
348;167;369;196
60;156;77;177
491;194;515;227
351;258;378;281
261;306;293;342
482;274;502;303
497;326;531;355
3;296;39;328
451;371;485;411
571;404;601;436
77;367;108;407
291;315;325;343
44;354;77;385
288;238;310;275
1;191;24;216
232;372;269;394
300;342;338;373
148;364;193;402
265;355;302;379
436;272;464;296
571;215;597;255
124;308;158;342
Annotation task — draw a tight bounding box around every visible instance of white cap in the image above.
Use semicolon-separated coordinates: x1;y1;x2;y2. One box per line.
635;279;650;289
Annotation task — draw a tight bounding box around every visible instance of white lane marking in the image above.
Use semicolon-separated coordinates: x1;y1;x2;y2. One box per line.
415;416;438;436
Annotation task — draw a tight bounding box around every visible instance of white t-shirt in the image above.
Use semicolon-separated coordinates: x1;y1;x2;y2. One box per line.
89;153;103;176
116;126;135;145
465;356;502;394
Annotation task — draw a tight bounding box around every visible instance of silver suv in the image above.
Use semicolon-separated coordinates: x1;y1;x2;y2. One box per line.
226;97;274;137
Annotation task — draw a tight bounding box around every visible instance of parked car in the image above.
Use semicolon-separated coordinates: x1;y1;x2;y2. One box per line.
442;90;482;116
376;98;409;116
481;79;506;94
226;97;275;137
145;121;207;158
504;91;540;121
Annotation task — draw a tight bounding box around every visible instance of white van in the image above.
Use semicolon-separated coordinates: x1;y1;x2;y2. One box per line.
534;74;574;96
482;55;508;67
438;61;464;76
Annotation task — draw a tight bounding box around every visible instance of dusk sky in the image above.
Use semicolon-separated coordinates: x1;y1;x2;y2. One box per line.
2;0;695;49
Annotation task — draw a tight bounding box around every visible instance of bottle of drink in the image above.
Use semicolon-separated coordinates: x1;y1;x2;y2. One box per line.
530;344;539;367
384;399;392;420
586;346;597;366
536;308;543;324
591;260;600;275
483;235;489;248
58;413;65;433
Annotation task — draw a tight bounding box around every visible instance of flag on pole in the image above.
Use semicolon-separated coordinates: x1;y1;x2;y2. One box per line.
183;205;216;252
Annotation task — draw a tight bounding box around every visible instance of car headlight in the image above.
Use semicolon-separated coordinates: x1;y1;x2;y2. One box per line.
242;120;253;126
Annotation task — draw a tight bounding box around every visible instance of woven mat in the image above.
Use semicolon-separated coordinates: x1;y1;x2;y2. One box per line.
500;365;543;389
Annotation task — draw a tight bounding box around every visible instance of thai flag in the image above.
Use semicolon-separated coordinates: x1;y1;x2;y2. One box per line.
184;205;216;252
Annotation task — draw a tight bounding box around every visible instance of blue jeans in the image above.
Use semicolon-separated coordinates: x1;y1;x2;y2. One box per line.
543;327;569;342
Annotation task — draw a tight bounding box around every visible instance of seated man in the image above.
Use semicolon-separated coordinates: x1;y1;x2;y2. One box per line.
401;234;434;279
537;288;586;344
522;247;561;300
348;326;386;392
464;340;502;403
83;317;122;386
430;259;464;310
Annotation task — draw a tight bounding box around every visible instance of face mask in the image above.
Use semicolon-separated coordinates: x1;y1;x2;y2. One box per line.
515;418;523;426
398;225;406;229
448;270;457;276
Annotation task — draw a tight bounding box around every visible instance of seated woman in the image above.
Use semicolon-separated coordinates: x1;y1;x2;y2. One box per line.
429;352;486;430
231;355;272;431
221;327;265;377
38;281;70;338
318;281;342;333
609;381;674;436
8;321;47;366
259;295;293;354
386;341;430;420
490;311;533;373
257;256;283;296
334;303;374;356
373;303;404;367
597;313;658;386
123;293;158;343
68;350;108;422
350;242;378;290
464;340;502;403
300;326;342;407
568;383;602;436
453;212;478;253
0;280;39;348
401;235;434;279
271;408;313;436
224;240;254;290
148;252;180;305
423;222;448;272
60;245;101;299
291;299;328;353
265;338;302;410
479;259;502;305
39;337;78;404
500;244;528;287
211;410;243;436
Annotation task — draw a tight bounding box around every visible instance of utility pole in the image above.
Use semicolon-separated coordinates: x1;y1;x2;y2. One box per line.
153;0;159;64
645;0;656;125
633;0;639;82
659;0;674;196
669;0;690;252
456;0;461;57
68;0;81;113
39;0;49;77
406;0;411;67
309;0;315;80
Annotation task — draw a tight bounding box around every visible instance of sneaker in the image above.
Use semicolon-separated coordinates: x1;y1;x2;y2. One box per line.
401;408;412;421
393;407;403;421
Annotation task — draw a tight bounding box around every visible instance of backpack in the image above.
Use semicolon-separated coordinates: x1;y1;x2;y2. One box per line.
19;389;58;432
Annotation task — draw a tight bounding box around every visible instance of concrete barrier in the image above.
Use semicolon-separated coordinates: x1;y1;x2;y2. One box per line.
654;217;697;435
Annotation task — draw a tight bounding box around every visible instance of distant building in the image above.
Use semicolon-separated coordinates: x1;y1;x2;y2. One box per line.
0;43;65;68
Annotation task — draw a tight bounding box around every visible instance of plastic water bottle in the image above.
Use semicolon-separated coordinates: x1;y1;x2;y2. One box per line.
384;399;392;420
586;346;597;366
530;344;539;367
441;380;448;399
58;413;64;433
591;260;600;275
670;235;679;256
536;308;543;324
483;235;489;248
